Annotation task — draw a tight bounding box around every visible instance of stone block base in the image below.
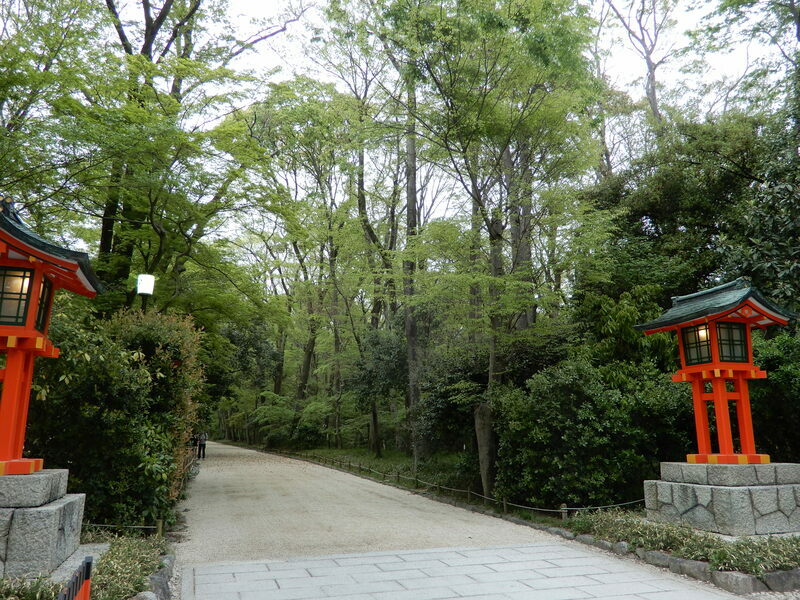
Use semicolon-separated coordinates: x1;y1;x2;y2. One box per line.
0;469;68;508
0;469;84;577
645;462;800;536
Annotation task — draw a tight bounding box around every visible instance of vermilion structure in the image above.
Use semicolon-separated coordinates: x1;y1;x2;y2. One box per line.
637;278;796;465
0;199;100;475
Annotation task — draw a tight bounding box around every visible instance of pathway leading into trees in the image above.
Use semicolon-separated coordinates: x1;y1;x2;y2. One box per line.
175;442;739;600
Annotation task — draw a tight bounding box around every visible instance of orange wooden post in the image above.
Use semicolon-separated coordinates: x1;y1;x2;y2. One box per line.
711;377;734;455
0;350;27;461
10;351;35;459
735;374;757;455
690;378;712;455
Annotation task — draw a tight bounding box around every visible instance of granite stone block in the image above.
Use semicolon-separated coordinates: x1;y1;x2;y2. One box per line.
660;462;684;483
756;511;791;535
779;486;796;516
643;480;657;510
763;568;800;592
711;570;768;594
675;558;712;582
672;483;696;514
0;508;11;563
648;464;800;535
712;486;756;536
751;487;779;515
756;464;777;485
708;465;758;487
776;464;800;485
695;485;712;507
149;554;175;600
0;470;68;508
657;502;680;521
682;463;710;485
612;541;630;555
656;481;673;504
591;539;613;551
791;508;800;529
682;504;717;531
4;493;84;577
643;550;672;568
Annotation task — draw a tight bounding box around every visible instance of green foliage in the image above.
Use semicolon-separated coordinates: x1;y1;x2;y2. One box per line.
722;120;800;308
584;112;762;303
0;578;60;600
750;330;800;461
573;285;676;375
91;535;168;600
571;509;800;575
26;300;203;524
350;329;407;406
494;359;692;507
0;533;166;600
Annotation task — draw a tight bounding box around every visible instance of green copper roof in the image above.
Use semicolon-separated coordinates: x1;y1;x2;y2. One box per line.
0;199;102;294
635;278;796;332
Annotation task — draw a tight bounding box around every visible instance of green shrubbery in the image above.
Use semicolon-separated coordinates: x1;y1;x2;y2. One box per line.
751;330;800;461
91;535;168;600
0;534;166;600
571;509;800;575
0;578;60;600
493;359;693;507
26;299;203;525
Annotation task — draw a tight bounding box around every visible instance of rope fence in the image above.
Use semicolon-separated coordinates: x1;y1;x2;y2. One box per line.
280;451;644;520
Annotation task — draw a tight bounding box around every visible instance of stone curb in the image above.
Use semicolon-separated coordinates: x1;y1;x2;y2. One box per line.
257;449;800;597
128;554;174;600
149;554;175;600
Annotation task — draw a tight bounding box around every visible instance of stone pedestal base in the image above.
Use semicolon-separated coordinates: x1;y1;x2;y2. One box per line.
645;462;800;536
0;469;84;577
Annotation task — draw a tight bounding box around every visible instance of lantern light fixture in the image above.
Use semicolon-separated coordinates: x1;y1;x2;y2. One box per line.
137;274;155;296
636;278;797;465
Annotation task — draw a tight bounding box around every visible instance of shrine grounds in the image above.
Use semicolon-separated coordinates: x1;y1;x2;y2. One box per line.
172;442;760;600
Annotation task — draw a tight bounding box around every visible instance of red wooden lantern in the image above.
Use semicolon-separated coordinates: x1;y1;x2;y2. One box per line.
0;198;100;475
637;278;796;465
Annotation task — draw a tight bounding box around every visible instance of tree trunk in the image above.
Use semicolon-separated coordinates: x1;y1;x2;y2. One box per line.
296;325;316;401
273;328;286;395
487;211;505;385
468;196;482;344
474;402;495;497
369;400;381;457
403;74;422;467
504;145;535;329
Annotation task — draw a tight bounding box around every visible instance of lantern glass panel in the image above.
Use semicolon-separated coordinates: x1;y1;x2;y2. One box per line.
0;268;33;326
35;277;53;332
717;322;748;362
682;323;712;365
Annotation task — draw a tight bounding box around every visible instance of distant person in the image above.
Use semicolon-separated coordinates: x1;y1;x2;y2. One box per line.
198;431;208;459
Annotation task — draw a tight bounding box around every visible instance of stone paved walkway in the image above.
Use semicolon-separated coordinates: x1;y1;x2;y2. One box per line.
182;543;739;600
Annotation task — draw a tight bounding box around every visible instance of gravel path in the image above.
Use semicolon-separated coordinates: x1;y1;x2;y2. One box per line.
171;442;798;599
173;442;552;566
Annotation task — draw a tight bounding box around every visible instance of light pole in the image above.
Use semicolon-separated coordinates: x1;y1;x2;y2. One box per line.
137;274;155;312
